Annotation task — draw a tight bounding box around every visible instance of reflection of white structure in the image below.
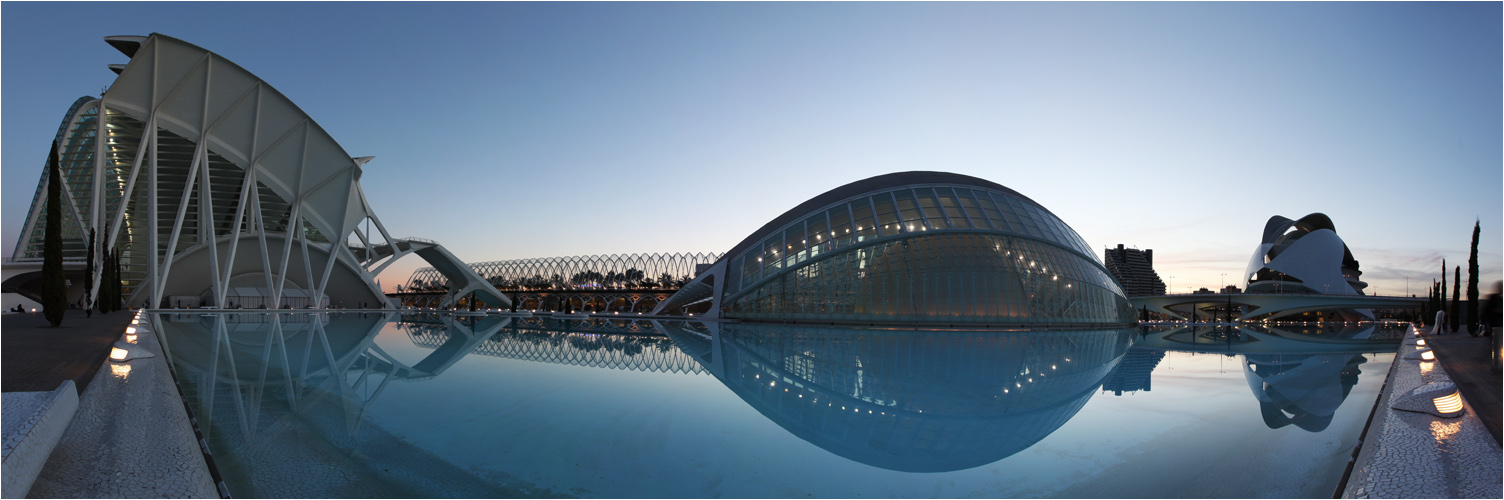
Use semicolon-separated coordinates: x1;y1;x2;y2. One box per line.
1244;213;1367;296
9;34;507;310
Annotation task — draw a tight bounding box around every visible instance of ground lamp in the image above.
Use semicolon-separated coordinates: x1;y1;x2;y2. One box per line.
1390;381;1465;418
1404;348;1435;361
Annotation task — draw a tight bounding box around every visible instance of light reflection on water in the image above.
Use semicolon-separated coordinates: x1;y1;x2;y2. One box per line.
152;312;1403;498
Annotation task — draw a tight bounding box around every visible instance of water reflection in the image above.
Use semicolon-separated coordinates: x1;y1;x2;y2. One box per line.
1116;323;1402;432
152;313;1407;497
399;314;706;374
152;312;521;498
657;322;1135;472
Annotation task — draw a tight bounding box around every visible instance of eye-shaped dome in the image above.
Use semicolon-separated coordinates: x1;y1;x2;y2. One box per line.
655;172;1135;326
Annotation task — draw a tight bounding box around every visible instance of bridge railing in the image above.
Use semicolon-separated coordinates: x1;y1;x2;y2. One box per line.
403;252;722;292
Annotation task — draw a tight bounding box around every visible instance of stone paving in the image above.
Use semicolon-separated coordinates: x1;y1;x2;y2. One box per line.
2;381;78;498
1427;329;1501;443
26;311;220;499
1342;325;1503;499
3;309;135;393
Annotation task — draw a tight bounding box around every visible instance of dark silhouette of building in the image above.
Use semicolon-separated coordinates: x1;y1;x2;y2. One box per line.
1103;244;1166;297
1102;347;1166;395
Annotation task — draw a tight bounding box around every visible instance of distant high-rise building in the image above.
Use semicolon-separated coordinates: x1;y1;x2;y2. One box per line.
1103;244;1166;297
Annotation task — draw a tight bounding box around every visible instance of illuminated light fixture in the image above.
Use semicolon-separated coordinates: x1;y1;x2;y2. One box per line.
1417;339;1426;346
108;341;155;362
1391;381;1465;418
1404;348;1435;361
125;334;137;344
1433;392;1464;414
125;326;137;334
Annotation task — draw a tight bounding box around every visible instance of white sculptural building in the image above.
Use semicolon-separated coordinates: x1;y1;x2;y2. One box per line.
7;34;506;310
1244;213;1368;296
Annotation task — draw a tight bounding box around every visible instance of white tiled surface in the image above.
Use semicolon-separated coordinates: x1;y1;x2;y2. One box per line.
1343;328;1503;498
2;381;78;499
26;314;219;499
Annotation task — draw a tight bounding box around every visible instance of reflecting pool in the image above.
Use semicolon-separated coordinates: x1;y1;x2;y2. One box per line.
151;312;1404;498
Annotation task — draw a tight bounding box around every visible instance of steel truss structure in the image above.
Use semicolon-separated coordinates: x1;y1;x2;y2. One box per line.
402;322;706;375
404;252;722;292
11;34;507;310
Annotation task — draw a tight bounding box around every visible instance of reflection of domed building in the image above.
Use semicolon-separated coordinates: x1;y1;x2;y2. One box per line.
655;172;1135;326
659;322;1133;472
1245;213;1367;296
1243;353;1366;432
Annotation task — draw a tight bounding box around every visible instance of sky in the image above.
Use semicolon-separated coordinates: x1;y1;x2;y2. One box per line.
3;2;1500;297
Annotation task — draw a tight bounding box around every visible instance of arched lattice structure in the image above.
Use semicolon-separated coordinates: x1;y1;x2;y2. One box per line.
403;252;721;292
399;320;706;374
6;34;507;310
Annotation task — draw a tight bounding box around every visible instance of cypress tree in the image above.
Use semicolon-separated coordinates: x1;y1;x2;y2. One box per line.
84;228;95;317
1434;282;1443;321
1449;266;1461;332
41;140;67;327
1440;259;1447;314
1467;220;1481;334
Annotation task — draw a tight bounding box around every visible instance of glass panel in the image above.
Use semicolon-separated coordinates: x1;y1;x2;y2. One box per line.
828;204;853;248
892;189;923;233
807;213;829;257
871;194;898;237
954;189;991;230
935;188;970;229
914;188;949;229
762;237;782;274
785;223;806;267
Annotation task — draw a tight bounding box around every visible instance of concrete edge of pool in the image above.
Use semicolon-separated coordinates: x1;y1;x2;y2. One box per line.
26;311;222;499
1341;324;1503;499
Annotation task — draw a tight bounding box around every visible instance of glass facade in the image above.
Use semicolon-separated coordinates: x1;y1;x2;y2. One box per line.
718;181;1134;325
16;99;333;303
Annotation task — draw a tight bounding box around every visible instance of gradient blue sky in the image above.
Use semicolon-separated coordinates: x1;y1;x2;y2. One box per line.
4;2;1500;295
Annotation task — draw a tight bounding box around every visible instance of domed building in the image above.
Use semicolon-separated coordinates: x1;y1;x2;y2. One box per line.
654;172;1135;326
1244;213;1368;296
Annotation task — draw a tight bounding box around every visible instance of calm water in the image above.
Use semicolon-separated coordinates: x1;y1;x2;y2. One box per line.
151;312;1403;498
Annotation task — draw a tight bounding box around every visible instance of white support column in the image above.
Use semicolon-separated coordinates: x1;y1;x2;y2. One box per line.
154;135;205;305
299;226;315;304
91;98;106;246
196;60;222;307
219;166;255;306
147;43;162;308
198;146;223;306
272;202;301;308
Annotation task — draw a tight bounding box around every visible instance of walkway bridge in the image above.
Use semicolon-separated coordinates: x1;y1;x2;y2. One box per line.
395;252;720;311
1130;293;1423;321
349;237;511;309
